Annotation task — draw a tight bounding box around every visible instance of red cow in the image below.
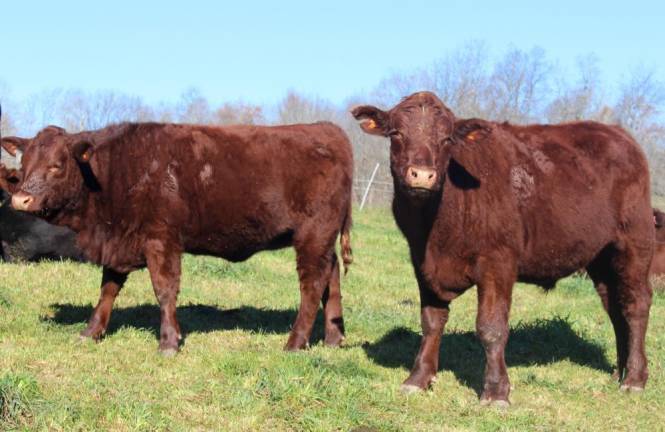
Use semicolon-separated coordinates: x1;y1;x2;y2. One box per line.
352;91;652;406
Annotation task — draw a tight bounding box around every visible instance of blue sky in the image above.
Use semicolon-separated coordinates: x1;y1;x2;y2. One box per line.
1;0;663;106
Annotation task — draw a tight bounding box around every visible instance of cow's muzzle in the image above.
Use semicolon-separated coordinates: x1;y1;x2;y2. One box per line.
405;166;437;190
11;191;36;212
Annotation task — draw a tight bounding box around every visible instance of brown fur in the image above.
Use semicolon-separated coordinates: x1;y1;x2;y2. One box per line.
353;91;653;404
3;121;353;353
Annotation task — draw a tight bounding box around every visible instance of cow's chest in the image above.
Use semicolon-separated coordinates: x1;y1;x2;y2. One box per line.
77;224;147;272
420;246;476;297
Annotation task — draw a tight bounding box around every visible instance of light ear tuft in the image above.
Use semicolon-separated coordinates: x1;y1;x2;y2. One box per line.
1;137;29;157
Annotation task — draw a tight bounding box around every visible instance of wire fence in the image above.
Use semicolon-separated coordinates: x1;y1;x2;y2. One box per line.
352;177;393;208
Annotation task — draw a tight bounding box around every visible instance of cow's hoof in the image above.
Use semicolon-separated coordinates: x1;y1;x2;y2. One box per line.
77;334;97;344
324;333;345;348
160;348;178;358
284;337;309;351
79;328;103;341
400;384;424;395
620;384;644;393
480;398;510;409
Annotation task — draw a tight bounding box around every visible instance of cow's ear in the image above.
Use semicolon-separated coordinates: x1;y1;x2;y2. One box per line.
1;137;28;157
0;164;21;194
351;105;390;136
72;141;94;163
453;119;491;143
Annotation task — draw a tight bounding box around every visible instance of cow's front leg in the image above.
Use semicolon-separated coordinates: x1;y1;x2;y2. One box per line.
476;269;515;407
401;284;451;393
80;267;128;341
145;239;183;355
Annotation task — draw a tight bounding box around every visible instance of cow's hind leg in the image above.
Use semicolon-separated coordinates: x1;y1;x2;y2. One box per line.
587;243;652;390
145;239;183;356
321;253;345;347
80;266;128;341
285;226;338;351
586;247;627;381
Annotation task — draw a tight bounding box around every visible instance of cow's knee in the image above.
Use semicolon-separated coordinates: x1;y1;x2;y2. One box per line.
477;323;507;350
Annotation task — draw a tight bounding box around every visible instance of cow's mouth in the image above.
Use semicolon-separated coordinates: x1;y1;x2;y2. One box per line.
402;185;437;200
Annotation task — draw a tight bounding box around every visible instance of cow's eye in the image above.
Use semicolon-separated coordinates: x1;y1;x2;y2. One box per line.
48;165;62;173
388;130;402;139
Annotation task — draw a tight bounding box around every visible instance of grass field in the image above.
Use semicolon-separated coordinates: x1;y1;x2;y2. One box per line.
1;209;664;431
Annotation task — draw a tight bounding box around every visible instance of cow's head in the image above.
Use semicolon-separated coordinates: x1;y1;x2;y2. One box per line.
4;126;94;220
352;91;476;199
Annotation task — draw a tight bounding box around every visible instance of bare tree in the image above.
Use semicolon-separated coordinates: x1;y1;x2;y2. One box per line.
429;40;491;118
546;54;605;123
215;101;266;125
614;67;665;137
176;87;213;124
58;89;151;132
0;82;18;136
486;46;551;122
277;91;339;124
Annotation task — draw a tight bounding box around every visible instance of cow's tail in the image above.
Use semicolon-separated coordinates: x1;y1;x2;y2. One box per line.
340;202;353;275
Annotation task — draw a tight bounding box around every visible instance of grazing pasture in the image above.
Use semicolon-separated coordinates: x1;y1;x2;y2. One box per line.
1;209;664;431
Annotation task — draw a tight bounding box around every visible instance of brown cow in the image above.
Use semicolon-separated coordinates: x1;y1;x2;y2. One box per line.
352;91;653;406
2;121;353;355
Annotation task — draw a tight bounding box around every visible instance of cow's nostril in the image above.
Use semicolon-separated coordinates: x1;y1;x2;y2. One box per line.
411;170;418;178
428;173;434;179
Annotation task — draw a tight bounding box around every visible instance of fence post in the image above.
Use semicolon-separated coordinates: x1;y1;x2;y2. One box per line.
360;163;380;211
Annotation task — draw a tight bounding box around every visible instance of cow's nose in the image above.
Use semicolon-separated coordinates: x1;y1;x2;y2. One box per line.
405;166;437;190
11;192;35;211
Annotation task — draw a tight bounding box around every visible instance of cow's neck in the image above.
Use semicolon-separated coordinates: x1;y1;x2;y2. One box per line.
393;172;474;259
53;149;114;233
392;181;442;250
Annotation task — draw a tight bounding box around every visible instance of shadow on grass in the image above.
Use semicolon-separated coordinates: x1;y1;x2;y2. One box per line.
42;303;333;343
363;316;613;396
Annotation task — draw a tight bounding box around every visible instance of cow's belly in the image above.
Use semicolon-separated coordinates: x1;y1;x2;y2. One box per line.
517;236;609;284
183;225;294;262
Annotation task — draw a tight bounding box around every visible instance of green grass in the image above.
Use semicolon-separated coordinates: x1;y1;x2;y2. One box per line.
0;209;664;431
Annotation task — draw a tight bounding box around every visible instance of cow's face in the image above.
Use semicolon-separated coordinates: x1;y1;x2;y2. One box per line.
8;126;93;220
352;92;456;198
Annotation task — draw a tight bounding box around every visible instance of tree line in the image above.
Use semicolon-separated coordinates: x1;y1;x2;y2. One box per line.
1;42;664;205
